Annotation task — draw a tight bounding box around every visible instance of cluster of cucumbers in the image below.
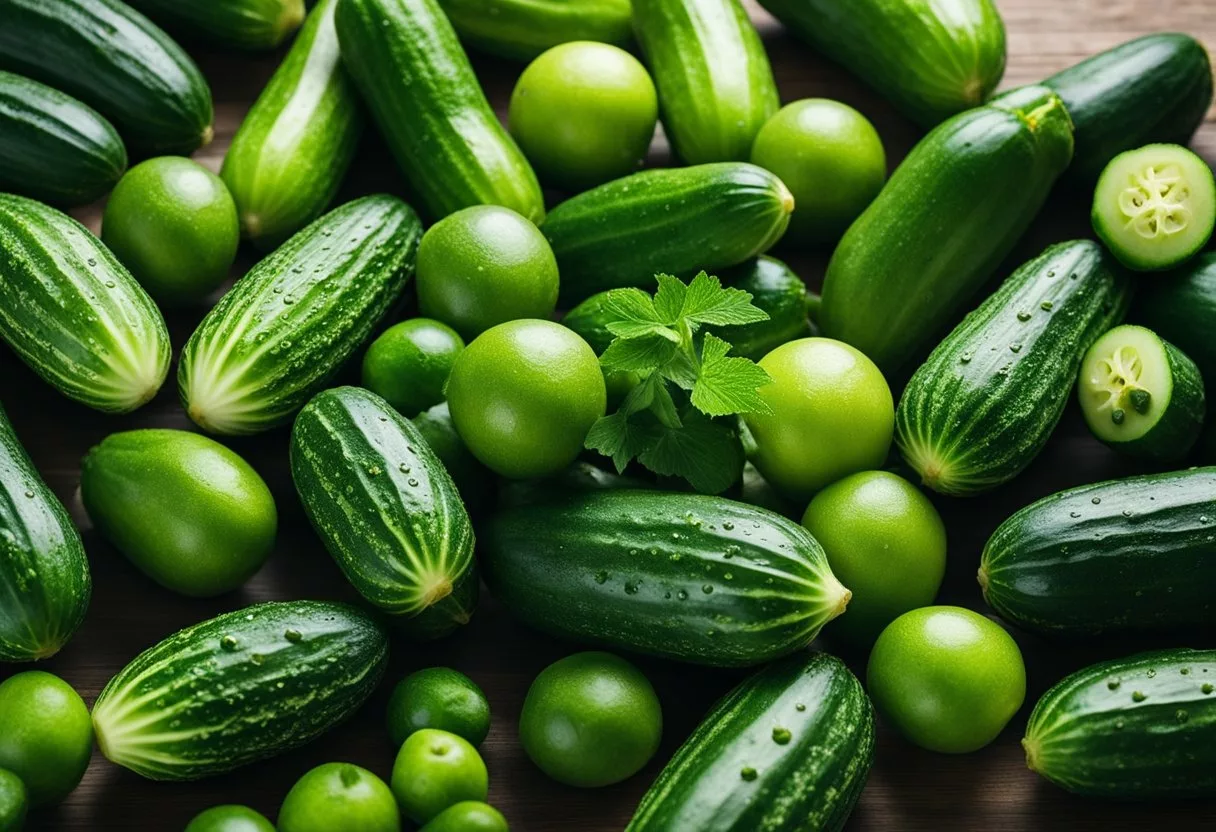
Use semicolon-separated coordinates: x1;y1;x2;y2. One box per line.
0;0;1215;828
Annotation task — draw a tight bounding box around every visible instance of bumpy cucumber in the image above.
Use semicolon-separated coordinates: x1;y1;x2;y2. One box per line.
437;0;633;62
125;0;305;50
1138;252;1216;385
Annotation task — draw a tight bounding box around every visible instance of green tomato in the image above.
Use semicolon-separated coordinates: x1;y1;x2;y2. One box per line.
391;729;488;824
745;338;893;502
362;319;465;417
750;99;886;245
278;763;400;832
519;651;661;788
802;471;946;644
446;320;606;479
0;769;27;832
184;805;276;832
420;801;508;832
101;156;239;305
867;606;1026;754
0;671;92;806
386;667;491;749
416;206;559;339
509;41;658;190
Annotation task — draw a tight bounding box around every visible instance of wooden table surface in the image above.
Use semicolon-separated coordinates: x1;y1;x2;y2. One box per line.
5;1;1216;829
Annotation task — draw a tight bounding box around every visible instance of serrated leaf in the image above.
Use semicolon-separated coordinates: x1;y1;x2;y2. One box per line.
660;349;699;391
600;335;678;374
652;274;688;324
601;289;679;341
584;411;657;473
619;372;658;415
650;381;682;429
681;271;770;327
637;409;744;494
691;334;773;416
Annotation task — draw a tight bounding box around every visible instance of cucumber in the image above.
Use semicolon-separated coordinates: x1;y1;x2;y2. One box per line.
1138;253;1216;385
896;241;1132;496
543;163;793;303
1078;325;1206;461
481;489;851;667
291;387;478;639
979;467;1216;636
755;0;1006;127
334;0;545;223
179;195;421;435
0;71;126;206
1024;648;1216;799
819;86;1074;373
0;193;170;413
125;0;306;50
221;0;364;248
436;0;633;62
716;256;812;360
412;401;493;517
627;652;873;832
0;0;214;155
632;0;779;164
91;600;388;780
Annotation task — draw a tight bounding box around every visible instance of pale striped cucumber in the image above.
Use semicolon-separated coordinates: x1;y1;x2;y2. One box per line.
125;0;306;50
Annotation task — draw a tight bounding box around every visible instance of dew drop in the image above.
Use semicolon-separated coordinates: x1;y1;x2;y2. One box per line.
1131;690;1147;702
1176;709;1189;724
399;464;411;473
740;766;758;781
250;653;265;666
284;629;302;643
1107;680;1120;691
593;571;608;584
701;584;713;594
407;478;419;487
221;635;239;651
624;581;640;595
722;522;735;531
1040;301;1054;311
676;590;689;601
772;727;792;745
1202;683;1213;695
1017;311;1031;322
795;703;806;712
1091;497;1101;505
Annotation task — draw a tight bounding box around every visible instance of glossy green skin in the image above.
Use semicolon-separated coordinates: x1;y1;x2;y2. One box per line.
632;0;778;164
222;0;363;248
362;319;464;418
896;241;1131;496
0;71;126;206
0;671;92;806
420;802;508;832
980;468;1216;636
496;461;648;509
521;652;662;787
392;729;488;824
291;387;478;639
1204;420;1216;463
714;256;812;360
437;0;633;62
102;157;239;305
819;87;1074;373
0;769;27;832
757;0;1005;126
126;0;305;50
278;763;400;832
416;206;559;338
387;667;491;748
1025;649;1216;798
544;162;793;303
335;0;544;222
0;194;170;413
91;600;387;780
80;429;277;597
1139;253;1216;385
627;652;873;832
185;805;276;832
481;489;850;667
412;402;493;516
0;0;213;154
867;606;1025;754
180;195;421;435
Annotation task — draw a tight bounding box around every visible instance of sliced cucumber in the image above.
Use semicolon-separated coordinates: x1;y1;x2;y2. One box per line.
1077;324;1206;461
1091;143;1216;271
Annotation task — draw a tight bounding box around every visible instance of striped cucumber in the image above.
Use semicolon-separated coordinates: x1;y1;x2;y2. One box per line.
125;0;306;50
437;0;634;62
1138;252;1216;385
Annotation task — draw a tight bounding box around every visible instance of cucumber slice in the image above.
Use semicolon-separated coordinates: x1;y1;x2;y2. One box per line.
1077;324;1206;461
1091;143;1216;271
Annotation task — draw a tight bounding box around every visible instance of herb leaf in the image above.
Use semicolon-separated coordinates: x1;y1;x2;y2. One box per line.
691;334;774;417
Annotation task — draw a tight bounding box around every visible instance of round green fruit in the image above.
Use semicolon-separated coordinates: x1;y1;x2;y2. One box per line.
391;729;488;824
184;805;276;832
362;319;465;418
278;763;400;832
420;801;508;832
0;769;27;832
386;667;491;748
0;671;92;806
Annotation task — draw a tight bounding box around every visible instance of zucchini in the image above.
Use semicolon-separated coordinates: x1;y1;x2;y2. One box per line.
0;71;126;206
1138;252;1216;385
334;0;545;223
1024;648;1216;799
632;0;779;164
543;163;794;303
896;241;1131;496
436;0;633;62
91;600;388;780
125;0;306;50
290;387;478;639
179;195;421;435
481;489;851;667
979;467;1216;636
0;193;170;413
627;652;873;832
0;403;90;663
755;0;1006;127
819;86;1074;373
0;0;214;155
221;0;364;248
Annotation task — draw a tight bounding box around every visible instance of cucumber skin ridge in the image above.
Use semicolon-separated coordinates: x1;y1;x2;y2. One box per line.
125;0;306;50
436;0;633;62
1138;252;1216;387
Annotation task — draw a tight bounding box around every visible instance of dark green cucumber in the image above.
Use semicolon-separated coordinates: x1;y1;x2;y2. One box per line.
715;256;812;360
412;401;493;517
497;461;650;509
125;0;306;50
819;86;1074;373
291;387;478;639
1139;252;1216;385
756;0;1006;127
627;652;873;832
544;163;793;303
0;193;170;413
335;0;544;222
481;489;851;667
437;0;633;62
91;600;388;780
979;468;1216;636
0;0;214;155
896;241;1131;496
1024;648;1216;799
1204;420;1216;463
179;195;421;435
0;71;126;206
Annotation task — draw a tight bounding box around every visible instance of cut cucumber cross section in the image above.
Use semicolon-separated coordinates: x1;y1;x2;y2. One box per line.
1091;143;1216;271
1077;324;1206;461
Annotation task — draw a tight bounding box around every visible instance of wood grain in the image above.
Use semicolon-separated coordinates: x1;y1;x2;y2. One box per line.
4;1;1216;829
